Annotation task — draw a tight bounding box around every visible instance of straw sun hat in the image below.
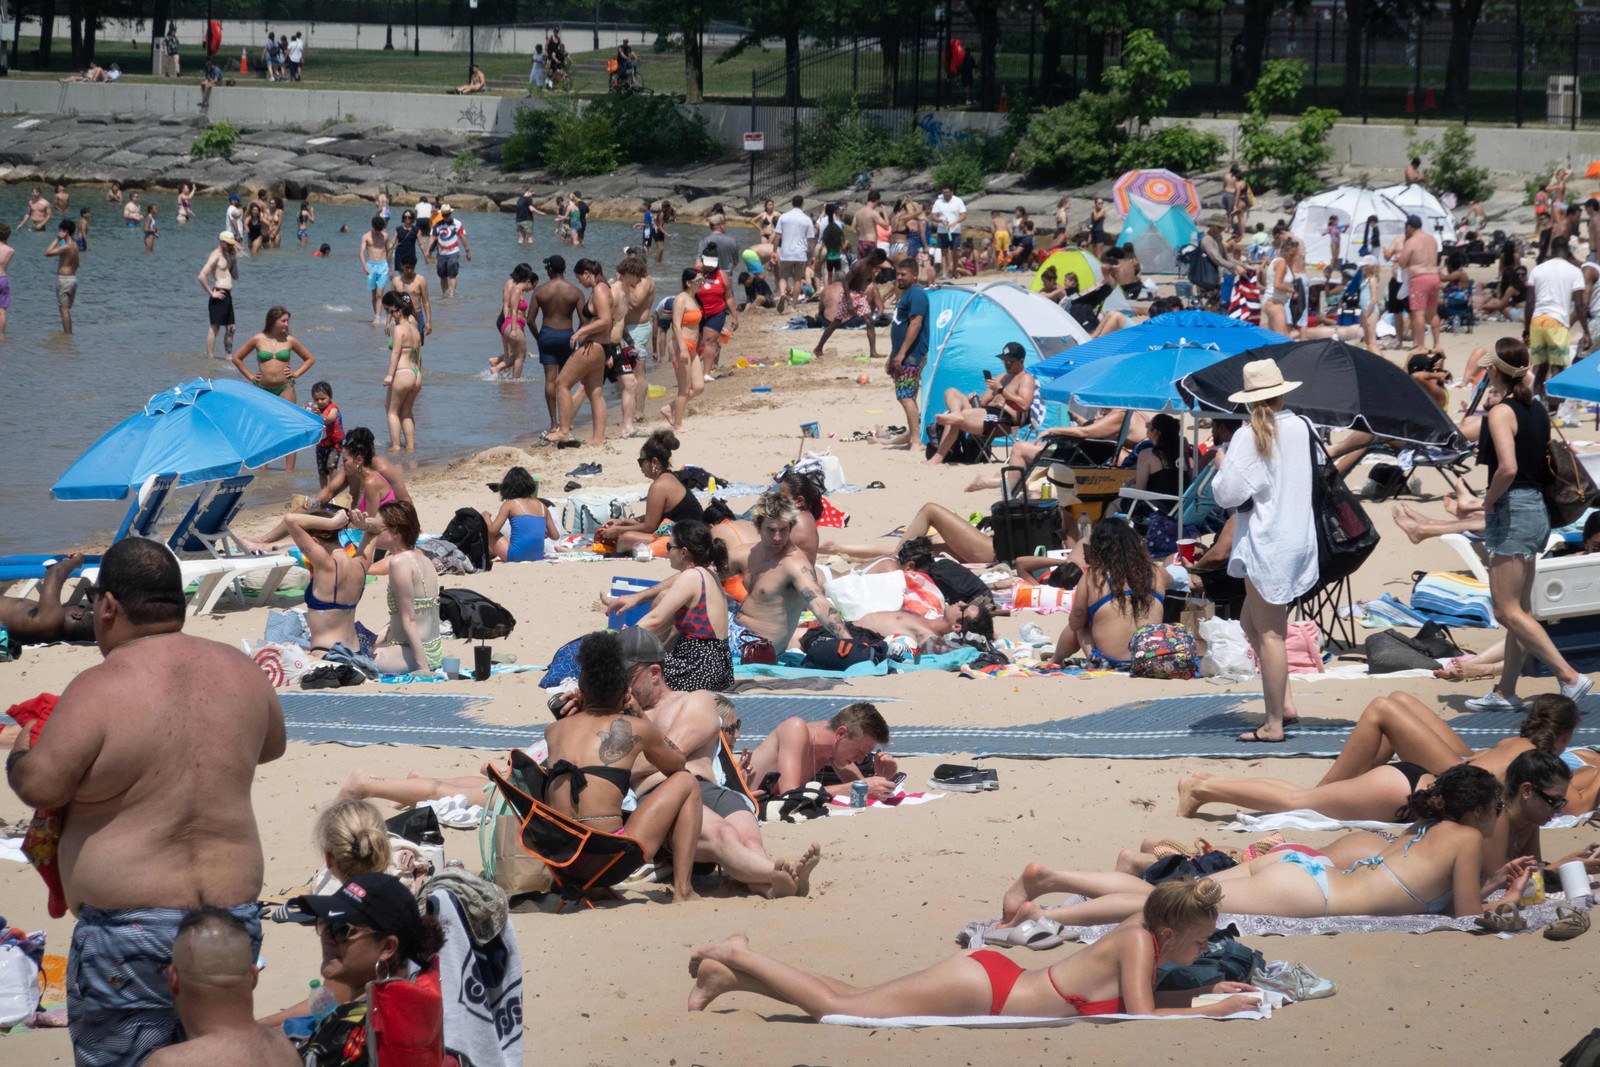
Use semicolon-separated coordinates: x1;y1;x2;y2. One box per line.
1227;359;1301;404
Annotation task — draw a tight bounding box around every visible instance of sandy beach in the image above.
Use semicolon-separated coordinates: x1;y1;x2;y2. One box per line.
5;277;1599;1065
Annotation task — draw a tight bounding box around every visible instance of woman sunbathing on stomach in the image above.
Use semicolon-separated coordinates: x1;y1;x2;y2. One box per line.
1007;766;1522;925
687;878;1259;1019
1045;518;1170;668
1176;691;1576;822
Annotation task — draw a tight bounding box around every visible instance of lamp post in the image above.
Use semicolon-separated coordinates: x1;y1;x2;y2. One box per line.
593;1;600;51
468;0;478;80
413;0;420;57
385;0;395;50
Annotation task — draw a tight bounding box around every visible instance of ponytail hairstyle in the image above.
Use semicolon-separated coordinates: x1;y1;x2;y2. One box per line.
1504;749;1573;802
1491;337;1534;406
1143;876;1223;947
1396;763;1500;823
1519;693;1580;754
702;498;736;526
1248;400;1279;459
671;519;729;575
314;798;393;882
381;290;415;318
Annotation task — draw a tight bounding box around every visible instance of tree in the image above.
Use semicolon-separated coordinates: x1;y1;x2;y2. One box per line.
964;0;1001;111
1103;28;1191;136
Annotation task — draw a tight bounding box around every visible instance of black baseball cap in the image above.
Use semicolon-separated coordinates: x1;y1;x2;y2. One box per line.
544;254;565;273
998;341;1027;363
288;873;425;958
617;626;666;671
1405;214;1424;229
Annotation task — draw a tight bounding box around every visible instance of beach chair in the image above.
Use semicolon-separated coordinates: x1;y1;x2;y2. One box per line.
484;750;647;912
167;474;255;559
1114;461;1222;534
1348;441;1475;501
0;472;178;596
366;955;452;1067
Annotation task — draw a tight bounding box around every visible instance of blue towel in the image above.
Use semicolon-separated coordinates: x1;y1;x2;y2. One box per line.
733;647;981;679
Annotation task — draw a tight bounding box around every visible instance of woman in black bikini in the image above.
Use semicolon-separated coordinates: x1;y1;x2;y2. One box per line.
687;877;1259;1019
543;257;611;447
595;429;704;552
542;631;704;902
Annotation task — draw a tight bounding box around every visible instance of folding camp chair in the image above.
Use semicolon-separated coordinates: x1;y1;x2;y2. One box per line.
0;472;178;596
1114;461;1223;535
366;955;453;1067
1344;441;1475;502
484;750;648;911
167;474;256;559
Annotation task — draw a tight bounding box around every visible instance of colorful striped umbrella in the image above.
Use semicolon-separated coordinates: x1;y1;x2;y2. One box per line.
1113;168;1202;221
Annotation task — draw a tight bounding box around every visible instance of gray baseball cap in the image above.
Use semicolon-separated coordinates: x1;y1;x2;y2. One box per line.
617;627;665;671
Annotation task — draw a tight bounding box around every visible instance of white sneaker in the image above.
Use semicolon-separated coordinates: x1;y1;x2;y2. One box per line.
1465;690;1525;712
1560;674;1595;702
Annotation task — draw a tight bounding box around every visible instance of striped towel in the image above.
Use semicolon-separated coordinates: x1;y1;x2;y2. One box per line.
1410;571;1496;628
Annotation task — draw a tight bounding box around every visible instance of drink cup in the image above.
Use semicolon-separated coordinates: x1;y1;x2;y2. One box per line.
441;656;461;678
473;645;492;681
1177;539;1198;563
1558;859;1591;904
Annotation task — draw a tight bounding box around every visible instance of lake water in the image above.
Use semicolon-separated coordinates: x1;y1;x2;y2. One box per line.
0;188;689;556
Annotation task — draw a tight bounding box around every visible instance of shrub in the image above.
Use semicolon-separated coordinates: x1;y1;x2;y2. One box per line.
588;93;721;166
189;122;239;160
1238;60;1339;197
501;106;555;171
1118;125;1225;173
501;95;719;175
929;142;989;197
451;150;477;178
1409;126;1494;205
790;93;907;189
1016;92;1124;185
543;105;622;179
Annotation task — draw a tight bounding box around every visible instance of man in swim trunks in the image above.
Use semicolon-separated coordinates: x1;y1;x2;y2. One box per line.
392;256;433;343
0;221;12;339
0;552;96;647
882;257;929;448
742;701;898;801
427;204;470;297
6;539;285;1067
534;254;583;426
611;255;656;436
1524;234;1590;390
17;186;52;231
46;218;80;334
358;214;391;326
852;191;889;262
1394;213;1442;355
735;492;852;660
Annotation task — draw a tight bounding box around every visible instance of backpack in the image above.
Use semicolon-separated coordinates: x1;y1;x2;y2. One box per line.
1560;1029;1600;1067
438;588;516;640
800;623;889;671
439;508;492;572
924;422;987;464
1301;417;1380;585
1156;934;1264;992
1128;622;1200;680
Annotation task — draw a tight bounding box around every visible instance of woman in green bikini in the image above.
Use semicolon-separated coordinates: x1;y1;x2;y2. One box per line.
229;304;315;471
368;500;444;676
380;291;423;452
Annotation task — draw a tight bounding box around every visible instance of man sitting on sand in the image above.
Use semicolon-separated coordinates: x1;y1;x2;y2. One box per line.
743;702;899;801
145;908;300;1066
733;491;851;663
0;552;96;646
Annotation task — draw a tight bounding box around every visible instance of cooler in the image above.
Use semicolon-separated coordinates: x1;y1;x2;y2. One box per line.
1532;553;1600;621
610;576;660;627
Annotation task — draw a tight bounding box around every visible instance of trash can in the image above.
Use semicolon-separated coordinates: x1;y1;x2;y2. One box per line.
1548;75;1582;125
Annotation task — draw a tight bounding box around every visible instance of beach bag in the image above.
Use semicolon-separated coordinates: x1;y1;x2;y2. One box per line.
1364;629;1447;674
1157;936;1265;993
1302;418;1380;585
800;624;888;671
1560;1029;1600;1067
1141;848;1237;886
924;423;987;464
480;774;554;895
1186;247;1221;291
1199;617;1253;680
562;493;632;539
438;588;516;640
1546;424;1599;527
0;943;40;1028
825;570;906;620
1128;623;1199;680
759;784;832;823
539;637;584;688
1272;620;1326;674
440;508;492;572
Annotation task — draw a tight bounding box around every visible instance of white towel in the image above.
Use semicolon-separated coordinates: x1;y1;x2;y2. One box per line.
1219;808;1598;834
0;836;25;864
822;995;1283;1028
429;889;523;1067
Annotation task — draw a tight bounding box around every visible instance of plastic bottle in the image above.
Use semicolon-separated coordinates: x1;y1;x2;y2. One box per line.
0;624;9;662
632;541;653;562
308;978;338;1024
1521;869;1546;906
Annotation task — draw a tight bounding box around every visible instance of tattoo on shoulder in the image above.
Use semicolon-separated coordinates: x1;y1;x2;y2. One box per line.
597;719;642;764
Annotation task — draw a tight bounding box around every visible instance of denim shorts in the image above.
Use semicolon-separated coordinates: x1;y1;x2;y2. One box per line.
1484;485;1550;558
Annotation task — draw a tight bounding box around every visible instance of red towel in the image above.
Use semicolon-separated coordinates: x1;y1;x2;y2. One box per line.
819;498;850;528
7;694;68;918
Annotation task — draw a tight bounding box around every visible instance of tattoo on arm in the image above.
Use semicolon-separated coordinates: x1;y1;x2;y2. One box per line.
597;719;642;764
797;571;850;638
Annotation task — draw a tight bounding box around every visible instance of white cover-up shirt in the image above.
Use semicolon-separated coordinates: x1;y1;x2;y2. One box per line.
1212;410;1319;605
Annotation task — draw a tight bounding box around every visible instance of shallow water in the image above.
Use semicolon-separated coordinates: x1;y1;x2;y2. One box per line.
0;188;691;555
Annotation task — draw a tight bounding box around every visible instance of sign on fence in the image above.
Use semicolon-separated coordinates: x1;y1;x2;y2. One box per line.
743;132;766;152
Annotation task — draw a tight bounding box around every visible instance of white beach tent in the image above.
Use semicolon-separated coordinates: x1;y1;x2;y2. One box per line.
1376;184;1459;245
918;282;1092;426
1290;187;1409;270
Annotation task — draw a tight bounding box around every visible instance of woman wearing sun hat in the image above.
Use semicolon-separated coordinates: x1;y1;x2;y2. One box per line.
1211;359;1318;743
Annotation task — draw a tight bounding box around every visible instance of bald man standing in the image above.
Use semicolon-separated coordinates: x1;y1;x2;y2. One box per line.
144;908;299;1066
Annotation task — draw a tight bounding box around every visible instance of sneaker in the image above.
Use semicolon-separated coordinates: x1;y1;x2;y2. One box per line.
1465;690;1525;712
1561;673;1595;703
1250;960;1336;1002
929;764;999;792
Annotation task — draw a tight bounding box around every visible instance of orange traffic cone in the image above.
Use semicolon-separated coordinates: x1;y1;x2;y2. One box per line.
1424;86;1436;110
239;49;248;74
1404;87;1415;113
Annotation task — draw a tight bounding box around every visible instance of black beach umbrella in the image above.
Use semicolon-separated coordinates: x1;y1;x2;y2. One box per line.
1176;338;1463;446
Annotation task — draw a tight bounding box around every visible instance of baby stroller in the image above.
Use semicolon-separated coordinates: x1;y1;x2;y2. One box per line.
1440;280;1475;333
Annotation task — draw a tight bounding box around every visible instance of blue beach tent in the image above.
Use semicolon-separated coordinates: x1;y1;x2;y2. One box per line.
1119;203;1200;275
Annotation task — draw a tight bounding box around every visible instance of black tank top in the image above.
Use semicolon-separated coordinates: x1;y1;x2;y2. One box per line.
1476;395;1549;489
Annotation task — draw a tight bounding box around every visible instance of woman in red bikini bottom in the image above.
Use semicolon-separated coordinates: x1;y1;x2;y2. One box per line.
687;878;1259;1019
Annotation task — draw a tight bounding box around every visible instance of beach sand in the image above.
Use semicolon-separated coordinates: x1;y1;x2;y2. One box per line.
5;290;1597;1064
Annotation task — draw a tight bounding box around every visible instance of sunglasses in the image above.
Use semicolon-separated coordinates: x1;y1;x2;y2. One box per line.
724;719;742;733
1534;785;1569;812
316;920;373;945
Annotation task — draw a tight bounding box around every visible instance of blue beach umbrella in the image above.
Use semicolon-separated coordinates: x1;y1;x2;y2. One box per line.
1031;310;1288;380
53;377;324;501
1039;341;1234;411
1546;353;1600;403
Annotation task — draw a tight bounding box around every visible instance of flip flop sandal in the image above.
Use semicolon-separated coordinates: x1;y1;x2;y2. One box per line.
1545;903;1591;941
1237;728;1286;744
865;480;886;489
982;917;1068;951
1474;901;1526;933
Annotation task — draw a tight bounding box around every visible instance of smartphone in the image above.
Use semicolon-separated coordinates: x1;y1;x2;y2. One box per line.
982;369;993;381
892;771;907;786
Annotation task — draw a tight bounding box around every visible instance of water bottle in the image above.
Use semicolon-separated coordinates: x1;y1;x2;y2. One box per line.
1019;622;1048;645
849;780;869;808
0;624;9;662
308;978;338;1024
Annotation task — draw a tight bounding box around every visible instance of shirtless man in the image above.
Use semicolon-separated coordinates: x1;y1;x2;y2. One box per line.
733;492;851;663
144;909;300;1067
852;191;889;261
853;601;995;650
391;257;433;341
611;255;656;436
123;191;144;225
6;538;285;1066
46;219;80;334
0;221;13;338
534;254;584;426
359;215;391;325
0;553;96;646
618;628;821;898
1394;213;1442;354
17;186;52;231
53;183;70;213
743;702;898;801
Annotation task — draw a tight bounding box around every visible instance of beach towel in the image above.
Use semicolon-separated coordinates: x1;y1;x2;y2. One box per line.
5;695;66;918
1355;592;1433;629
427;888;523;1067
733;647;980;679
1219;807;1600;834
820;997;1282;1028
1410;571;1497;628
